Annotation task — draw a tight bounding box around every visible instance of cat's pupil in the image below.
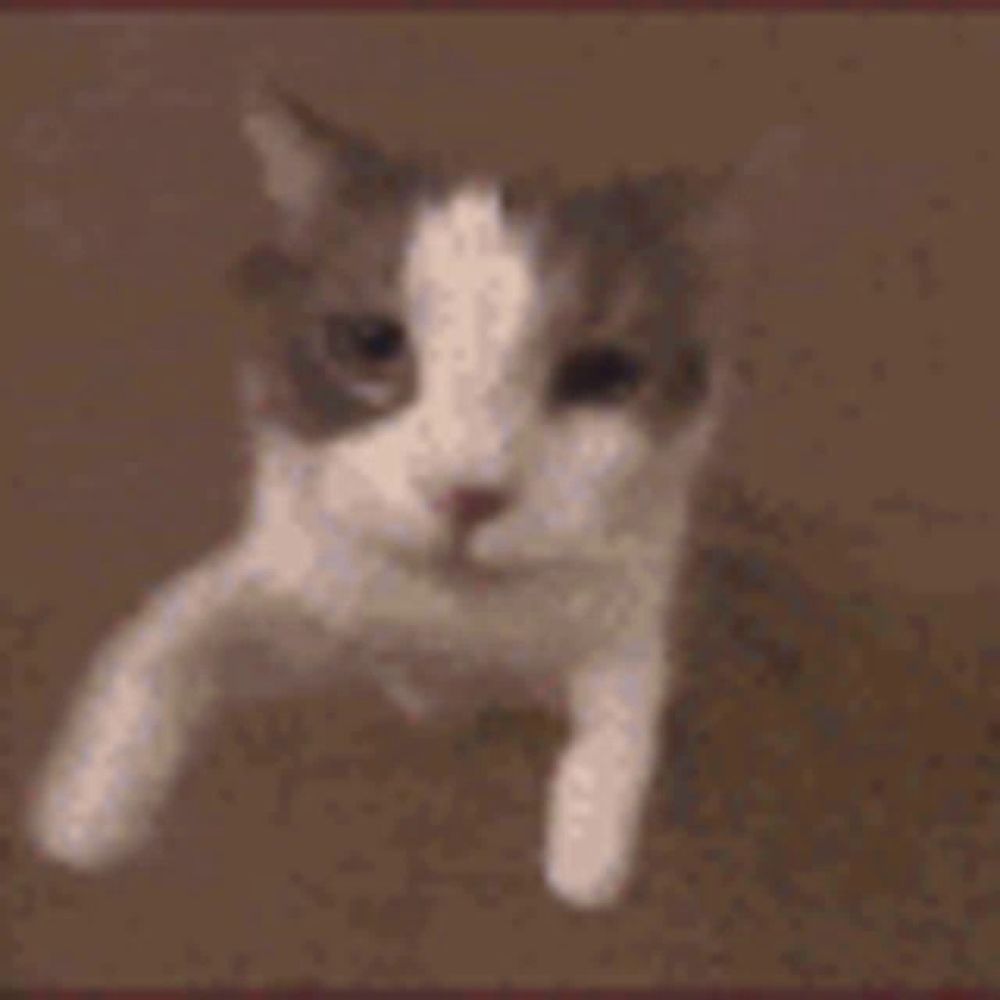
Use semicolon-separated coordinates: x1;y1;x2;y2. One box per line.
323;314;406;364
552;346;644;405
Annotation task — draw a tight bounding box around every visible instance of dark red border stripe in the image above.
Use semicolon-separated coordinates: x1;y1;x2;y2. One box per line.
2;0;1000;10
10;993;995;998
9;990;997;997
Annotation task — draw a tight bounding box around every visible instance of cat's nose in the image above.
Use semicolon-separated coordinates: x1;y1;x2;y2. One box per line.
433;484;513;530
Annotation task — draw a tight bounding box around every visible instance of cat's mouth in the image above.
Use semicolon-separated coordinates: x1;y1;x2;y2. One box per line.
383;531;530;586
370;515;586;585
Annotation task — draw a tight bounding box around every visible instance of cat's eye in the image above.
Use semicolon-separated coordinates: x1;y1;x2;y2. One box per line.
319;313;408;367
299;311;414;413
551;345;645;406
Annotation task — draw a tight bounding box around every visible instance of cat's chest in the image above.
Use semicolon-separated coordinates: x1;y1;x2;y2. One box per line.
341;566;604;716
251;517;660;709
302;543;638;678
359;561;611;664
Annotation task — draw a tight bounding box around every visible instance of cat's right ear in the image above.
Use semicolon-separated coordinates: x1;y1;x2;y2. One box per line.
240;82;334;244
240;81;401;244
235;83;382;300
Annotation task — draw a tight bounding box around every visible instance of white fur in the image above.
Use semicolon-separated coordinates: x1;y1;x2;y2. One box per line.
28;171;718;909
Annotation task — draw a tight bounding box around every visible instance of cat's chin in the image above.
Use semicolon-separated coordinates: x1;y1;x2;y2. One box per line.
400;543;524;584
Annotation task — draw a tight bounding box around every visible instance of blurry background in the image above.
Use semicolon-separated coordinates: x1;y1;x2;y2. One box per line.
0;12;997;988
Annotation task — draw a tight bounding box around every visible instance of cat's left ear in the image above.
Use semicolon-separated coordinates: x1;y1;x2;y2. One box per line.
680;124;804;381
685;124;805;260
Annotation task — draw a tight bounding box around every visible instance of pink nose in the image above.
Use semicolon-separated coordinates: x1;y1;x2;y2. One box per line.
434;485;513;529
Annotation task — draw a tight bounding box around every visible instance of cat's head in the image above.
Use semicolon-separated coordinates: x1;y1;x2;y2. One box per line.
231;85;763;574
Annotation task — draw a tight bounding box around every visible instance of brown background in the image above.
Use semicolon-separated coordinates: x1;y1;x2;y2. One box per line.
1;12;998;989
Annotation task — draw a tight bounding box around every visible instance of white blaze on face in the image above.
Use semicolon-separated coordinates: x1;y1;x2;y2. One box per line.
402;183;544;481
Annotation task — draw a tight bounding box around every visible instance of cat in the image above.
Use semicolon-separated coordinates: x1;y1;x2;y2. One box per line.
26;84;788;910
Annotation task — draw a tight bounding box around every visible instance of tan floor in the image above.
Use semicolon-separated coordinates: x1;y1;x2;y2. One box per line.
1;13;997;988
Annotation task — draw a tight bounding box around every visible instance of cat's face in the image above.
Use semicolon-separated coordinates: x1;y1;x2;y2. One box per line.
234;87;725;573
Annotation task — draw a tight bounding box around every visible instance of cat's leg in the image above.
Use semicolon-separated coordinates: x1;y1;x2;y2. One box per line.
26;543;288;872
543;624;669;910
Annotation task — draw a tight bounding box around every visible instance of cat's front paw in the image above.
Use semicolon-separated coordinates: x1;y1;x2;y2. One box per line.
543;819;632;910
543;763;634;910
26;772;155;873
31;816;148;873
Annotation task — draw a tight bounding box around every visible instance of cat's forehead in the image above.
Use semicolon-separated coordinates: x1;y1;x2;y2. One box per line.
402;182;548;374
311;172;690;355
406;182;536;308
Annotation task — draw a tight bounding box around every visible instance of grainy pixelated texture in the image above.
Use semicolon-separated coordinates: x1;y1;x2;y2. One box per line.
1;12;997;989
